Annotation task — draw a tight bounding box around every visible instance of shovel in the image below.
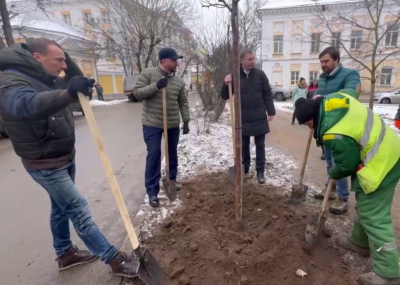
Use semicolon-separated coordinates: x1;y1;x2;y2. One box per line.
228;82;245;184
304;179;334;248
290;128;313;204
161;87;177;201
77;92;164;284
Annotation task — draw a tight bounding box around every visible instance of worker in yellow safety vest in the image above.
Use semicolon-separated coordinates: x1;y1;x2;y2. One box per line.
294;89;400;285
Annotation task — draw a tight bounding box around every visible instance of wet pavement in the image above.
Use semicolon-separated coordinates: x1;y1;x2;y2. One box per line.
0;93;198;285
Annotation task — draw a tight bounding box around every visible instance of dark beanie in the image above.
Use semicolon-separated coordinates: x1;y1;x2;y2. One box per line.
295;98;321;124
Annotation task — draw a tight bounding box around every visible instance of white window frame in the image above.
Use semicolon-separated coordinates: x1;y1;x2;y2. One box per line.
62;14;72;26
311;33;321;53
331;32;341;49
101;11;111;24
274;35;283;54
385;23;399;47
309;71;319;82
351;31;362;50
83;12;93;24
291;71;300;85
380;67;393;86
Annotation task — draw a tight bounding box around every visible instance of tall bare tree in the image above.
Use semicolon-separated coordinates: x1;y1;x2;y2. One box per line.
296;0;400;109
200;0;243;222
97;0;197;73
0;0;15;49
239;0;265;53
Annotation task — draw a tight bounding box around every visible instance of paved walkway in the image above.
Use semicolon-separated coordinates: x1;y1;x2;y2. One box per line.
267;108;400;239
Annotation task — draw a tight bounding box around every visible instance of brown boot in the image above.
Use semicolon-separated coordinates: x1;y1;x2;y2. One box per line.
358;272;400;285
57;246;99;270
109;252;139;278
335;237;370;257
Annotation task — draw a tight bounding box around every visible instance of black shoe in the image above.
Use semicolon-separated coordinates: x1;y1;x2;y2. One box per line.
257;171;265;184
149;196;159;208
320;155;326;160
109;252;139;278
57;245;99;271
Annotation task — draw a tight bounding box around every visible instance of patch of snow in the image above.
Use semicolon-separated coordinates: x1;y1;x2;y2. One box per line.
274;101;294;113
138;101;300;238
90;99;128;107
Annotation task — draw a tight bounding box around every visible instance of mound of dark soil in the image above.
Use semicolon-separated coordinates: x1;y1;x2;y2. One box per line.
143;172;361;285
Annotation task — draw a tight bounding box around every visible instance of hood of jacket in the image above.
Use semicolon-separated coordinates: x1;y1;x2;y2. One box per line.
0;43;57;86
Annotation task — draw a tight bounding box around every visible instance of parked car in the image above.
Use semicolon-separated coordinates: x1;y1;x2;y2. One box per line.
270;85;292;101
374;88;400;104
124;74;140;102
0;117;8;138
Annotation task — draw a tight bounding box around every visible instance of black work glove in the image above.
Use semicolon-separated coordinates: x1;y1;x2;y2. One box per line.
67;76;94;98
156;77;168;89
182;122;190;135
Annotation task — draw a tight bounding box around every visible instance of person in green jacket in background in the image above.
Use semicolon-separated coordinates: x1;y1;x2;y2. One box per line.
313;47;361;216
291;77;308;125
295;89;400;285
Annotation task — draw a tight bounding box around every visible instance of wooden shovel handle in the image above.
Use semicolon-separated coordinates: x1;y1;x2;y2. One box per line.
77;92;140;250
299;129;313;184
163;88;170;173
321;179;334;214
228;82;235;158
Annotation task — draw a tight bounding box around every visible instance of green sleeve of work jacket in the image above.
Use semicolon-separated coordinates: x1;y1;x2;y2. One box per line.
323;136;361;180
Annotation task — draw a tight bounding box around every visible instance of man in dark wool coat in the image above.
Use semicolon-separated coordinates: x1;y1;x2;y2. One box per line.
221;48;276;184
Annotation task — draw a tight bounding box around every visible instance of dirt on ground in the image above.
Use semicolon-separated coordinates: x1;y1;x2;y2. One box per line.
141;172;365;285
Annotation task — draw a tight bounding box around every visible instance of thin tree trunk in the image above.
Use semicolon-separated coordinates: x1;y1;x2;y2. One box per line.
231;0;242;222
0;0;15;47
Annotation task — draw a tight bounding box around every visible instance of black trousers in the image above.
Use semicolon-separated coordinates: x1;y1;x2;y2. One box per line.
292;112;296;124
242;134;266;172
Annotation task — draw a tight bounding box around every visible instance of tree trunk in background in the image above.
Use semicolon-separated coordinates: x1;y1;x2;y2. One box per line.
0;0;15;47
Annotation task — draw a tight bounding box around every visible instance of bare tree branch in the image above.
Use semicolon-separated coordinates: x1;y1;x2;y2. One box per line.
289;0;400;109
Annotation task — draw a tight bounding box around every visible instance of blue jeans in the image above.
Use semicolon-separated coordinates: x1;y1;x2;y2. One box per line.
324;146;350;201
26;161;118;263
143;126;180;198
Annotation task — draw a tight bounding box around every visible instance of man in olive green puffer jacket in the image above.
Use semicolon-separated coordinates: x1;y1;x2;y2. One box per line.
133;47;190;207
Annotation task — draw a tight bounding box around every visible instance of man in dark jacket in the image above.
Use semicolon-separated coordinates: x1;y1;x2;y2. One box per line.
0;38;136;277
221;48;276;184
313;46;361;215
95;82;104;101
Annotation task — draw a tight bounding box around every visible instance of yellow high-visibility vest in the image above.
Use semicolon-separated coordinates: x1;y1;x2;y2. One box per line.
322;93;400;194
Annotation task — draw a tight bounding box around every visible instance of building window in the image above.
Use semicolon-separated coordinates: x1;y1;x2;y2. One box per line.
291;71;300;85
311;33;321;53
351;31;362;50
83;12;94;24
385;23;399;47
62;13;72;25
380;67;393;85
274;35;283;54
309;71;319;82
101;11;111;24
105;39;115;59
331;32;341;49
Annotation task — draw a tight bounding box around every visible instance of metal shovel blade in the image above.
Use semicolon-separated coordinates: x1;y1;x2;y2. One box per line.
162;177;177;201
228;164;245;184
133;247;164;285
290;183;309;204
305;212;327;247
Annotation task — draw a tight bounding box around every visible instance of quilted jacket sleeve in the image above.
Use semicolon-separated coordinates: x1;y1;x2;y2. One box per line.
133;69;159;101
